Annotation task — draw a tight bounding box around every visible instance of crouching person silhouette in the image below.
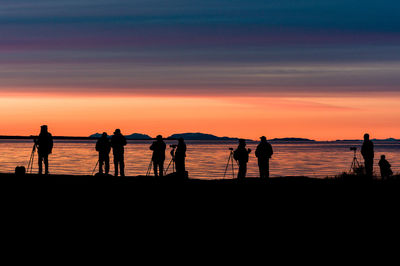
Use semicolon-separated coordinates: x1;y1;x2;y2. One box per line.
111;129;127;177
379;155;393;180
96;132;111;175
35;125;53;175
255;136;273;179
233;139;251;180
150;135;166;177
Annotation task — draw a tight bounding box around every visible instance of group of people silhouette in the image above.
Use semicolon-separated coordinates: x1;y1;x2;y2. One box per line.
33;125;393;180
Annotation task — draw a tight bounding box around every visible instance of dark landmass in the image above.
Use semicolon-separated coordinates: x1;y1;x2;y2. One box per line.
270;138;315;142
1;173;399;185
168;132;240;141
90;133;152;140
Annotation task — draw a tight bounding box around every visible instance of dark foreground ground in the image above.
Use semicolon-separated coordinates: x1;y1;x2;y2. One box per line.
1;172;400;185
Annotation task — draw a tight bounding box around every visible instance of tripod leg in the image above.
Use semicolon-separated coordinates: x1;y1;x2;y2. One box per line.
165;159;173;176
231;154;235;179
224;154;231;178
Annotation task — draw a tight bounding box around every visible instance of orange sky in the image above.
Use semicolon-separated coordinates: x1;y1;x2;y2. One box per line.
1;93;399;140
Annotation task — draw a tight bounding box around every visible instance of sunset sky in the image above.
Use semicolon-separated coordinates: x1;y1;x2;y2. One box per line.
1;0;400;140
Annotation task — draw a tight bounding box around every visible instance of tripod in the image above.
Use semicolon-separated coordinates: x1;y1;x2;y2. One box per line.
146;159;153;176
349;149;361;173
164;147;176;176
223;149;235;179
91;160;99;176
27;142;37;174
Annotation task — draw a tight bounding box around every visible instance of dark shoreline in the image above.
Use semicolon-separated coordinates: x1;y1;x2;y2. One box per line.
1;173;399;185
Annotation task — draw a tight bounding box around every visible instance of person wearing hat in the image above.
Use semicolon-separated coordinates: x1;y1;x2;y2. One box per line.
35;125;53;175
361;133;374;178
255;136;273;179
111;129;127;177
233;139;251;179
95;132;111;175
150;135;166;177
174;137;187;176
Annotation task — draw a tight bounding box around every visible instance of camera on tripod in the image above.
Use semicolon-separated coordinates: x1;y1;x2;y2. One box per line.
229;148;233;151
170;144;177;148
350;147;357;151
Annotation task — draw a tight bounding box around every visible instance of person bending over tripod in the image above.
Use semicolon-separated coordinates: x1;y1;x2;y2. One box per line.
233;139;251;179
96;132;111;175
150;135;166;177
111;129;127;177
35;125;53;175
175;137;187;176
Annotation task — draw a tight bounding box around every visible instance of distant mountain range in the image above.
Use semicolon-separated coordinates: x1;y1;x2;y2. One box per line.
89;132;399;142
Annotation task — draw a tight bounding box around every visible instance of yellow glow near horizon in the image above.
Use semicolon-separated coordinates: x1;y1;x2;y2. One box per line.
1;94;399;140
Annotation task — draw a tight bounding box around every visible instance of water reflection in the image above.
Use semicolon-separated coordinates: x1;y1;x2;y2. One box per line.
0;140;399;179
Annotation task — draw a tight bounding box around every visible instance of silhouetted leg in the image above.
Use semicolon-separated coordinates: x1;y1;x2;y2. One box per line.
44;155;49;174
38;155;43;175
258;161;265;179
99;157;104;174
238;163;246;179
105;155;110;175
175;158;182;174
120;155;125;177
159;161;164;177
365;159;373;178
153;161;158;177
114;156;119;177
266;159;270;179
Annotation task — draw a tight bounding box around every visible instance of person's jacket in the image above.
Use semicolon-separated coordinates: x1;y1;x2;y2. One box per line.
150;141;166;162
255;142;273;160
175;143;186;159
234;146;249;164
111;134;127;155
96;138;111;155
361;140;374;159
36;133;53;155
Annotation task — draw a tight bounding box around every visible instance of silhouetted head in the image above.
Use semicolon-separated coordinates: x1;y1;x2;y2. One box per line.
239;138;246;147
114;129;121;135
156;135;163;141
40;125;48;134
102;132;108;139
364;133;370;141
178;137;184;143
381;155;386;160
260;136;267;142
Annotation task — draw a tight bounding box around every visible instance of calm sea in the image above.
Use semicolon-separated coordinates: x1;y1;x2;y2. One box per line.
0;140;399;179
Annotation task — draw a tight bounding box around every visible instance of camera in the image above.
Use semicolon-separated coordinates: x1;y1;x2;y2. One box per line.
229;148;233;151
350;147;357;151
170;144;177;148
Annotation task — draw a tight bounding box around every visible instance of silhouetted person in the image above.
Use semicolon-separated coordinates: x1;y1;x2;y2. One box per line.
111;129;127;177
361;133;374;178
175;137;187;176
379;155;393;180
35;125;53;175
255;136;273;179
96;132;111;175
233;139;251;180
150;135;166;177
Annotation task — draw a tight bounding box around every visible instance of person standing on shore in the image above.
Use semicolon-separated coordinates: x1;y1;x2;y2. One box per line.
35;125;53;175
150;135;166;177
111;129;127;177
361;133;374;178
233;139;251;180
255;136;273;179
175;137;187;176
96;132;111;175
